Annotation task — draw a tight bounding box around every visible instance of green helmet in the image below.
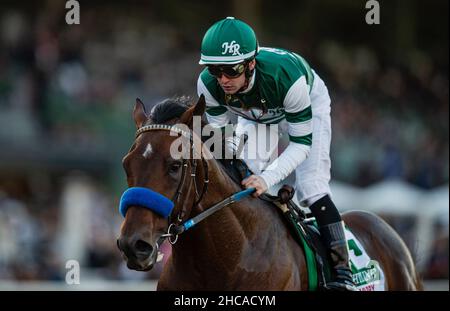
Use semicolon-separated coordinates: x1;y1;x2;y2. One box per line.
199;17;259;65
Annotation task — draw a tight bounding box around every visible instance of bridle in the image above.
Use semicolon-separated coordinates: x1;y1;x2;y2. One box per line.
119;122;255;263
134;123;210;243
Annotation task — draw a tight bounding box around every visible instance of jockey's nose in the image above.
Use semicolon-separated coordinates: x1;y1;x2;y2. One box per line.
117;235;153;260
219;75;231;83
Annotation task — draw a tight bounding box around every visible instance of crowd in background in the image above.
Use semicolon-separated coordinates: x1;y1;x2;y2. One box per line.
0;6;446;189
0;2;448;282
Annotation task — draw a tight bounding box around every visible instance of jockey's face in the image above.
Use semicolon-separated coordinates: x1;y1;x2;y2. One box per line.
214;60;256;95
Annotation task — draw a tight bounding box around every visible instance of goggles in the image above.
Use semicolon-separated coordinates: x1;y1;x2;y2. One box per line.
207;62;246;79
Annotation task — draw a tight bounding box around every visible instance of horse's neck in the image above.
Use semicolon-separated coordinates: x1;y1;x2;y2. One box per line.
168;159;290;288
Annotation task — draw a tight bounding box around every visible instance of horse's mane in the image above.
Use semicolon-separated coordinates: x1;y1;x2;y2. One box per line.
148;96;194;125
148;96;245;184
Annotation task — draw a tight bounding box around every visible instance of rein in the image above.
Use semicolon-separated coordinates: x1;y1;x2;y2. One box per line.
119;123;255;245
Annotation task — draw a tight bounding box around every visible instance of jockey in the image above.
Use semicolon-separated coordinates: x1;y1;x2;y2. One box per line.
197;17;356;291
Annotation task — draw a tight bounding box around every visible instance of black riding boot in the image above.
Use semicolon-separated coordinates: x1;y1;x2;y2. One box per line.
320;221;357;291
309;195;357;291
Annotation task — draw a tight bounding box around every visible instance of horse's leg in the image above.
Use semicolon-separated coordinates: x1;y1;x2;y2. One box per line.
342;211;423;291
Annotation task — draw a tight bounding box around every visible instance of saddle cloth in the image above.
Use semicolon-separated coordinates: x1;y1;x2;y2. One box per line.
286;213;386;291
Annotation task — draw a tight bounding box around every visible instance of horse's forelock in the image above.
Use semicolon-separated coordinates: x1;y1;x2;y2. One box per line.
148;96;193;125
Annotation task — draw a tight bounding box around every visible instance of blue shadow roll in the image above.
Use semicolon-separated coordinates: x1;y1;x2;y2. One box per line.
119;187;174;218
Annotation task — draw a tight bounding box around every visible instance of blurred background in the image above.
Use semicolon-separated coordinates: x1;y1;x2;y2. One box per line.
0;0;448;290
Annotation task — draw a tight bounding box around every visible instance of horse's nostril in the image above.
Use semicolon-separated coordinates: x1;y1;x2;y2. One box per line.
134;239;153;255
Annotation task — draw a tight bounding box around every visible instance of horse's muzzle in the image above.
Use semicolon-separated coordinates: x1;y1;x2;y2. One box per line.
117;236;157;271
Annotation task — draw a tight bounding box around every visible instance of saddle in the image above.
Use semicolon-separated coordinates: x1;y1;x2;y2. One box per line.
260;186;332;290
218;159;332;290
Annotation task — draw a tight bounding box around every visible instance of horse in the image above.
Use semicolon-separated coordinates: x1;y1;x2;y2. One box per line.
117;95;422;290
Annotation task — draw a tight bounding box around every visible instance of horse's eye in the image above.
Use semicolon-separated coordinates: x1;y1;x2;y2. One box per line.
168;162;182;174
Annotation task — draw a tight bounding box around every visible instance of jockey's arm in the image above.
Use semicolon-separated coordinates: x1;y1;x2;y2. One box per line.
259;76;313;190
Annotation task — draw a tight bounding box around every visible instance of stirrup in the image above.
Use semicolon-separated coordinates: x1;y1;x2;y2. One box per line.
325;280;358;291
325;270;358;291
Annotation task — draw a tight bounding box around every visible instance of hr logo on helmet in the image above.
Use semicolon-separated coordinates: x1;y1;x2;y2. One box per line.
222;41;242;56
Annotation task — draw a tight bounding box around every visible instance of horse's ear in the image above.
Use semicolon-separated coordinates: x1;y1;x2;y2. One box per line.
179;94;206;126
133;98;148;129
193;94;206;117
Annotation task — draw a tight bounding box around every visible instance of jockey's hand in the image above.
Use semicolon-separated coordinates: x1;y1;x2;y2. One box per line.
241;175;268;197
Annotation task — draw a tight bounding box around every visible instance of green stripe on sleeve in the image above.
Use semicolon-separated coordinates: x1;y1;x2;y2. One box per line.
206;106;227;116
293;53;315;89
285;106;312;123
289;133;312;145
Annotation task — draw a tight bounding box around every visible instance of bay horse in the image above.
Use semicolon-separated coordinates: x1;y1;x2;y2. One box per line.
117;95;422;290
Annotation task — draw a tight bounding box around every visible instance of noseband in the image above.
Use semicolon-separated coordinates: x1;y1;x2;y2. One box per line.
119;123;255;246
